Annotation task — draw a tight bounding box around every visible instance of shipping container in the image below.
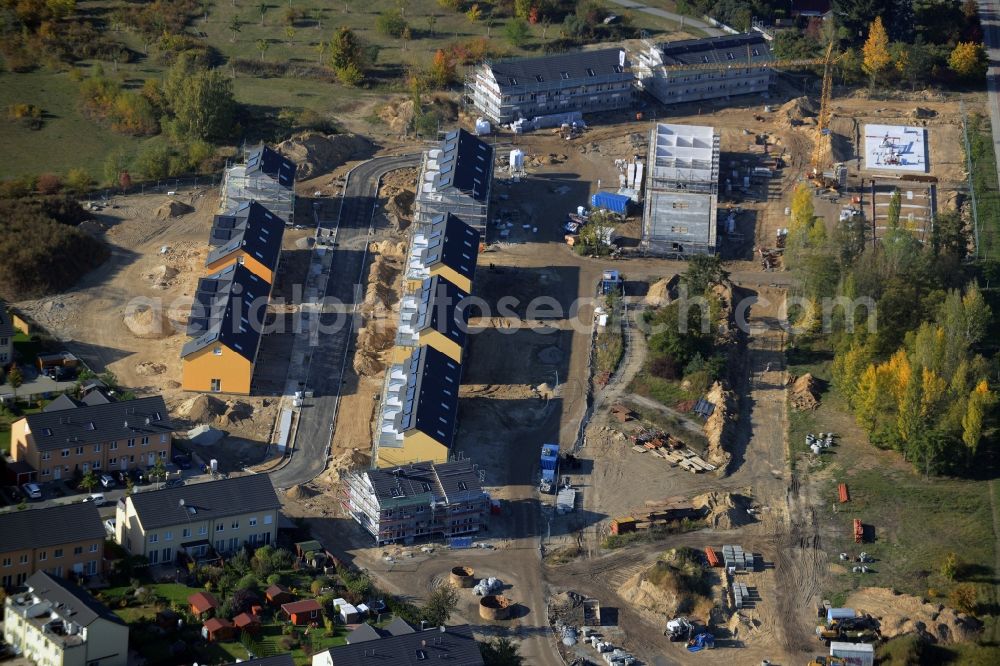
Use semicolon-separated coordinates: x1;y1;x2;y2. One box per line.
591;192;630;214
830;641;874;666
827;608;856;624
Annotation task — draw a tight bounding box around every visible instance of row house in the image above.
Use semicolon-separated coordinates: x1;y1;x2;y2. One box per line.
0;503;105;589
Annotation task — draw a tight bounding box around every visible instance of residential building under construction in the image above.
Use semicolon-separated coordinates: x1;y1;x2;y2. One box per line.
341;460;489;545
414;130;494;232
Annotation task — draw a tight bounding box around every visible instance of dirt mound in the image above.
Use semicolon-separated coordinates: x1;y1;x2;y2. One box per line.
378;99;416;134
693;491;752;529
703;382;734;472
123;304;173;339
385;189;415;230
326;448;371;482
790;373;820;410
286;484;318;500
369;240;407;259
846;587;982;644
221;400;253;425
276;132;373;179
644;275;678;307
778;96;817;127
155;201;193;219
361;255;401;318
146;265;178;289
177;394;226;422
617;549;713;622
911;107;936;119
135;361;166;376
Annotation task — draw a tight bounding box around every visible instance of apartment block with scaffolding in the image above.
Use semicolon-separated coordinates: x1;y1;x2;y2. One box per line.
219;146;296;223
414;130;493;232
341;460;489;545
466;48;634;125
635;33;773;107
641;123;720;256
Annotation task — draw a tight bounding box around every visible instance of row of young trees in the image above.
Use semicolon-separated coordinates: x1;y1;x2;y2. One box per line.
786;180;997;476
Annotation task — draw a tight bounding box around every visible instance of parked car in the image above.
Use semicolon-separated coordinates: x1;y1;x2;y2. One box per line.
43;366;75;381
104;519;116;536
21;483;42;500
99;474;116;489
164;479;185;489
172;454;192;470
82;493;105;504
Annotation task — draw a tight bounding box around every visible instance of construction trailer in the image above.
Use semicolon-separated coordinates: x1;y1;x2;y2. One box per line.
539;443;559;493
641;123;720;256
466;48;634;126
830;641;874;665
635;33;774;107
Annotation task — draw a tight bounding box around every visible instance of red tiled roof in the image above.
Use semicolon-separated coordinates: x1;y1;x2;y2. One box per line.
281;599;322;615
188;591;220;614
203;617;233;632
234;612;260;628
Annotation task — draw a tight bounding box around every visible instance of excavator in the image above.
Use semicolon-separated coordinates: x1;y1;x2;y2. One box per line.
808;658;846;666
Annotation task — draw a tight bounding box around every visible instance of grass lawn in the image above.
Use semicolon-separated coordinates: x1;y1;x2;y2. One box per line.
0;403;45;455
968;114;1000;261
1;0;705;181
629;373;699;408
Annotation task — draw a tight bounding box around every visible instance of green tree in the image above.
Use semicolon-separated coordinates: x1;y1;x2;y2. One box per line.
328;26;365;71
65;168;94;193
79;471;99;493
258;2;268;26
504;17;530;46
163;56;237;142
514;0;532;19
422;584;458;627
941;552;959;581
466;3;481;23
7;365;23;398
376;8;408;37
136;142;173;179
336;62;364;86
962;380;994;459
480;637;524;666
683;255;729;296
103;148;130;186
229;15;243;42
949;583;978;614
887;189;901;228
150;457;167;484
256;39;270;60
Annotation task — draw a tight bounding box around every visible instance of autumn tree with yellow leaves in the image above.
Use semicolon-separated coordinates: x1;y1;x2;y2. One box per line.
862;17;891;88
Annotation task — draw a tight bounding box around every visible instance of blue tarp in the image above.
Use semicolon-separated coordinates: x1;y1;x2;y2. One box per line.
448;537;474;549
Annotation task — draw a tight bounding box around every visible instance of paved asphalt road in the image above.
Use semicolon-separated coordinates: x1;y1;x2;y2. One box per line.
980;0;1000;199
608;0;724;36
269;154;420;489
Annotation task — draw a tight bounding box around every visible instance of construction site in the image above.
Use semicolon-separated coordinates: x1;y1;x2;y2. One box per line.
9;28;992;666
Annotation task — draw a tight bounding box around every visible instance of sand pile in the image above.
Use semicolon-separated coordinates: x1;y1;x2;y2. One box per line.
326;448;371;482
384;188;415;231
790;373;821;410
353;321;395;376
703;381;734;472
277;132;373;179
221;400;253;425
286;484;318;500
135;361;166;376
378;99;416;134
155;201;194;219
123;304;173;339
177;394;226;422
846;587;982;644
644;275;678;307
616;549;713;622
146;265;178;289
369;240;407;258
778;96;817;126
694;491;752;529
361;255;401;317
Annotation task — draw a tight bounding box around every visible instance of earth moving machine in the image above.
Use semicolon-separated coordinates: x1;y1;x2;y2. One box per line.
665;617;693;642
808;658;846;666
816;615;880;644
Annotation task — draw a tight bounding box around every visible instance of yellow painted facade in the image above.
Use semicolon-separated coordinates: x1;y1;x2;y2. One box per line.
205;252;275;284
390;329;463;365
406;264;473;294
181;344;253;395
376;431;449;468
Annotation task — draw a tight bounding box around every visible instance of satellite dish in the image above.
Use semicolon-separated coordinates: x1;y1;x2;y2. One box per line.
179;499;185;507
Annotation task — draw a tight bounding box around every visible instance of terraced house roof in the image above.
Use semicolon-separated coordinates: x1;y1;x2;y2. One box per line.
181;263;270;360
417;213;480;283
0;502;105;552
434;130;493;203
128;474;279;531
24;395;173;451
395;345;462;446
488;48;628;88
246;146;296;188
205;200;285;271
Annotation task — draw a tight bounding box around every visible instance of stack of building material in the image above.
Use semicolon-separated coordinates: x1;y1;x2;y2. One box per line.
722;544;753;571
732;581;750;609
556;487;577;514
838;483;850;503
704;547;720;567
854;519;864;544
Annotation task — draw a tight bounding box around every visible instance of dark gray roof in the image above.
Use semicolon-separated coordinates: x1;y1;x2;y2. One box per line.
384;617;416;636
0;300;14;338
422;214;480;283
246;146;296;188
366;460;483;506
205;201;285;270
25;395;173;452
224;655;294;666
128;474;280;531
408;276;469;348
324;624;483;666
346;623;382;644
488;47;629;89
24;571;126;627
434;130;493;202
395;346;462;446
657;33;773;67
0;501;105;552
181;263;270;361
44;394;85;412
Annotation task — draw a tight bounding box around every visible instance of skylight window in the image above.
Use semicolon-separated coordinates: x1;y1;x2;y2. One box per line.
586;68;596;77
